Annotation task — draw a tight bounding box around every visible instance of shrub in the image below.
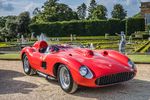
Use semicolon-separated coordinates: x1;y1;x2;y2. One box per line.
108;19;125;35
30;20;111;36
146;24;150;32
29;18;145;36
125;18;145;35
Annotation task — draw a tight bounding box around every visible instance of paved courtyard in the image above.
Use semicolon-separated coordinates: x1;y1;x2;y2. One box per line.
0;60;150;100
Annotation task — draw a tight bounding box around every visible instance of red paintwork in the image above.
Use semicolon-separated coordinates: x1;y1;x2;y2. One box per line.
21;41;137;87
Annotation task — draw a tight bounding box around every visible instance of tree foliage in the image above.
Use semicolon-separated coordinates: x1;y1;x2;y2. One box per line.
0;16;18;40
0;17;7;28
88;0;97;19
34;0;78;22
91;5;107;20
111;4;127;20
17;11;31;35
77;3;87;19
5;19;18;38
0;11;31;41
33;7;41;15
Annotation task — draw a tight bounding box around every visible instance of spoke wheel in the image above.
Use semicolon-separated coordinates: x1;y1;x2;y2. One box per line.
22;54;36;75
23;56;30;73
58;64;78;93
59;66;71;89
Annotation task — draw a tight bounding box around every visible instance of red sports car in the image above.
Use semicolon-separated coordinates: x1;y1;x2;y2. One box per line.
21;41;137;93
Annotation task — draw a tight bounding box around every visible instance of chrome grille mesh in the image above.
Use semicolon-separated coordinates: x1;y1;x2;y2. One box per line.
95;72;135;85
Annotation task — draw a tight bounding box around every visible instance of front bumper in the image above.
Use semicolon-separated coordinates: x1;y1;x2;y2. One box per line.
74;71;136;87
95;71;135;86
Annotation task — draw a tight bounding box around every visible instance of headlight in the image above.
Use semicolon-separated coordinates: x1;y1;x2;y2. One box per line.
79;66;93;79
79;66;88;76
128;60;135;69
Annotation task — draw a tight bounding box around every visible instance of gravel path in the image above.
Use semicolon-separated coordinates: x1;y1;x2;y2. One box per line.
0;60;150;100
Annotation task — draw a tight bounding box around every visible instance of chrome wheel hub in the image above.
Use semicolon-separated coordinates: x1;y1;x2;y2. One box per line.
59;66;70;89
23;56;29;73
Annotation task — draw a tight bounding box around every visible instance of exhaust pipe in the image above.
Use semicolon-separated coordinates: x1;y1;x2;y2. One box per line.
37;71;56;80
37;71;47;77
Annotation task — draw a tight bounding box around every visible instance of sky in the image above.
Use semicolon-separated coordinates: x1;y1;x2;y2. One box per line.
0;0;150;17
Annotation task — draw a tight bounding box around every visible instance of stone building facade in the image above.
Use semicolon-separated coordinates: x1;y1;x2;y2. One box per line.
140;2;150;24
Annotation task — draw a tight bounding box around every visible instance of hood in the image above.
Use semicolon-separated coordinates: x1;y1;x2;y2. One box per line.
59;48;132;77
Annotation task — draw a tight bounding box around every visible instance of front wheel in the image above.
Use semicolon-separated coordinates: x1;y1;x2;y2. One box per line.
58;64;78;93
22;54;36;75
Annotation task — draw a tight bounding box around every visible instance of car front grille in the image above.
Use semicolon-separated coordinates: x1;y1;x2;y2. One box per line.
95;72;135;86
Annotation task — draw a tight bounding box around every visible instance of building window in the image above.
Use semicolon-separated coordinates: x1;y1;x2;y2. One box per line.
145;14;150;24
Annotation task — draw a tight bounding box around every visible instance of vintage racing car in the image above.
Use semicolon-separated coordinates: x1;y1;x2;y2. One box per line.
21;41;137;93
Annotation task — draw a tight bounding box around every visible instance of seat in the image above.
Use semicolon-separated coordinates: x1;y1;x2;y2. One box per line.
39;41;48;53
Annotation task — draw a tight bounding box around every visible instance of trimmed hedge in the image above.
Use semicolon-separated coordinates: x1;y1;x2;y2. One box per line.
146;24;150;31
126;18;145;35
29;18;145;36
108;19;125;34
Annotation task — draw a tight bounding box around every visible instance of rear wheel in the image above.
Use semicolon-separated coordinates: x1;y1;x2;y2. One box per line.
58;64;78;93
22;54;36;75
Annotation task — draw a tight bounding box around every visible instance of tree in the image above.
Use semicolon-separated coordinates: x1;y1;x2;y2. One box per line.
33;7;41;15
17;11;31;36
34;0;78;22
111;4;127;20
5;19;18;38
88;0;97;19
32;7;42;23
0;16;18;41
55;3;78;21
43;0;58;7
91;5;107;20
0;28;8;41
41;0;58;21
0;17;7;28
0;16;17;28
77;3;87;19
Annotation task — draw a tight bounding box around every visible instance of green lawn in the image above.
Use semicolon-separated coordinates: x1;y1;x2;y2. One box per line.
0;42;10;47
128;55;150;63
0;53;20;60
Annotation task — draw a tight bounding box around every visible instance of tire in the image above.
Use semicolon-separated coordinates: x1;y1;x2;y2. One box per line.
57;64;78;93
22;54;36;75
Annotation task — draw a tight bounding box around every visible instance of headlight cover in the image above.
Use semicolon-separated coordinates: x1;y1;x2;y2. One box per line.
79;66;93;79
128;60;135;69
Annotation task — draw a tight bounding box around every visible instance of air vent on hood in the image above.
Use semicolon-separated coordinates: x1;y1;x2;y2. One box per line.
74;48;94;57
84;50;94;57
69;54;72;56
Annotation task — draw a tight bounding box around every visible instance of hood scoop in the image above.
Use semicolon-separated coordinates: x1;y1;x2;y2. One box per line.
102;51;108;56
74;48;94;57
84;50;94;57
69;54;72;56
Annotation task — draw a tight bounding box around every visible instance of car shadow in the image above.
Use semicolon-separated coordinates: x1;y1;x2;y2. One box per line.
73;79;150;100
0;70;38;94
46;77;59;85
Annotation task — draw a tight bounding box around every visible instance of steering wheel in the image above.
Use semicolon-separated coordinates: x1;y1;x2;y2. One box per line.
50;45;59;52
